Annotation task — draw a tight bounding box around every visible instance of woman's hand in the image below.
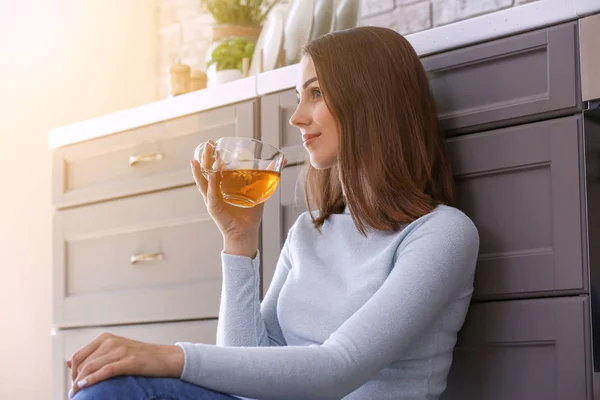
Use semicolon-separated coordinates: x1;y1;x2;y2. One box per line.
191;140;265;258
66;332;183;398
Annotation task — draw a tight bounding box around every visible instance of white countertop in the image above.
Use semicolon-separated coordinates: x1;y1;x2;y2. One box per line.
49;0;600;149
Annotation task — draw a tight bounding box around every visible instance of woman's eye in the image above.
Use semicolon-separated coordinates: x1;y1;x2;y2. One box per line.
312;88;322;99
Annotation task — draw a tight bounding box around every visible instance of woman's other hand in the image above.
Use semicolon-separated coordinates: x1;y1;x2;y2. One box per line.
66;332;183;398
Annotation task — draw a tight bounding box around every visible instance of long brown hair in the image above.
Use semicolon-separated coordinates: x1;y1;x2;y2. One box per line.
302;26;454;235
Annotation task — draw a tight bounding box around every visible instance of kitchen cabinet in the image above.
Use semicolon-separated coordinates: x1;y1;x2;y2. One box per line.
441;297;591;400
51;100;257;398
261;89;305;166
448;116;588;300
53;102;257;208
422;22;582;136
53;186;223;326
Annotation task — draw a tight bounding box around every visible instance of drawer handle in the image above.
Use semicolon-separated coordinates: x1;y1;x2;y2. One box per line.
130;252;164;264
129;152;164;166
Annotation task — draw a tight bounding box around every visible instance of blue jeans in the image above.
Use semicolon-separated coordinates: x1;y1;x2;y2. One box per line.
72;376;237;400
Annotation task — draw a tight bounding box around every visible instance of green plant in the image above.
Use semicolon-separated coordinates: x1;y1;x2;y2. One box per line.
202;0;280;26
208;37;256;71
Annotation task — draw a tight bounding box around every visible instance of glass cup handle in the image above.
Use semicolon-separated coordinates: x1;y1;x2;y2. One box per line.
194;141;217;180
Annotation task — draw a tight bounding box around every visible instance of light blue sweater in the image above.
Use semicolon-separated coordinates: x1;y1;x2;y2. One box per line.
176;204;479;400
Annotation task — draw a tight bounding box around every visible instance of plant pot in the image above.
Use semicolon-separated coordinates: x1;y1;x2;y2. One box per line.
206;65;243;87
212;24;261;42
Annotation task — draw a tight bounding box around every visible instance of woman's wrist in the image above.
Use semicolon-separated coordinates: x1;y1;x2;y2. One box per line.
223;234;258;259
158;344;184;378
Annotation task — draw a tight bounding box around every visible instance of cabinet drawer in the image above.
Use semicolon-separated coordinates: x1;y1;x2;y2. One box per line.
261;89;305;166
53;186;223;327
422;22;581;135
448;116;588;299
53;101;256;208
441;297;591;400
52;319;217;400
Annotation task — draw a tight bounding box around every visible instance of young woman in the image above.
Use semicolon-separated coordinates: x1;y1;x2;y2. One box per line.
69;26;479;400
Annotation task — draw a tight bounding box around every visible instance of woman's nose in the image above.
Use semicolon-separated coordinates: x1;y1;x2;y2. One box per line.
289;104;310;128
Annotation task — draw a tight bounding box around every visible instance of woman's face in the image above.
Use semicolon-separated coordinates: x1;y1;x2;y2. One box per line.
289;56;339;170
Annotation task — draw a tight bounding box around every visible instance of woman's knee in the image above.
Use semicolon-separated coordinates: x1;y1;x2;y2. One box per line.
72;376;145;400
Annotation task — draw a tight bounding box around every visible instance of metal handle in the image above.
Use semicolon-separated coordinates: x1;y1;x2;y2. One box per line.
129;252;164;264
129;152;164;166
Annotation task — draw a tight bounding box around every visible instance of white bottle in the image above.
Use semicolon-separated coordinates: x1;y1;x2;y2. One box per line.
333;0;361;31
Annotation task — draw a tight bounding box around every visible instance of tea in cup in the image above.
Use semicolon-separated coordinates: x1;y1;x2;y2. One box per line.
194;137;285;208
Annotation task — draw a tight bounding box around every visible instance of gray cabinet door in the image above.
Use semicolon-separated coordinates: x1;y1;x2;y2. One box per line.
448;116;588;300
261;164;306;296
261;89;305;166
422;22;581;135
261;89;307;296
441;296;592;400
53;186;223;327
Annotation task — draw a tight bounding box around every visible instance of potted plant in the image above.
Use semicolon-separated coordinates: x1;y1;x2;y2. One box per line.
206;37;256;86
202;0;281;42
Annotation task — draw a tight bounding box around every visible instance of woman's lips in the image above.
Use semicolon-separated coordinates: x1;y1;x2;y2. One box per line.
302;133;321;147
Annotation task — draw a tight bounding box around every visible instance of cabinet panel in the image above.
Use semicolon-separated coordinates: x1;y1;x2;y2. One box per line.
422;22;581;135
54;186;222;327
261;90;305;166
261;89;308;296
448;116;587;299
53;101;256;208
441;297;591;400
262;165;306;296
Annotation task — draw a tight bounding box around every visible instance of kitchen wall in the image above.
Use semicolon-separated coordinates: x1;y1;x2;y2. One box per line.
0;0;158;398
361;0;539;34
157;0;540;97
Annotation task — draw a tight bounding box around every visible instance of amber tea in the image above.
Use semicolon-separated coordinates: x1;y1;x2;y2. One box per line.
194;137;284;208
219;169;281;208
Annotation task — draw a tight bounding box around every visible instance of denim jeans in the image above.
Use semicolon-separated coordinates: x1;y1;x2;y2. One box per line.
72;376;237;400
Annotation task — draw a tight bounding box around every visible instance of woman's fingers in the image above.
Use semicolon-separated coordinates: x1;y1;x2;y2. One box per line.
206;171;221;208
200;140;222;209
69;333;107;383
71;352;126;397
191;160;208;200
201;139;215;172
192;139;216;205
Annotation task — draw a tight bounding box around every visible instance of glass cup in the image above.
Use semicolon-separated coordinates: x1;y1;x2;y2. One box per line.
194;137;285;208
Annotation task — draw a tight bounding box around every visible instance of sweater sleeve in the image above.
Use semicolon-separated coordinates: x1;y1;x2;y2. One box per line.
215;235;292;347
176;211;479;400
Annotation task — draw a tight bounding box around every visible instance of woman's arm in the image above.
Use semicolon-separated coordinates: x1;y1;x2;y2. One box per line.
216;236;292;347
176;210;480;400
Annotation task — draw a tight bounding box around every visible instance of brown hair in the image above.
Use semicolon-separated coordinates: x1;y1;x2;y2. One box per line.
301;26;455;235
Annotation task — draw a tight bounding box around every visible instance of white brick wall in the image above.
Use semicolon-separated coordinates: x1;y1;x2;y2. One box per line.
157;0;214;98
431;0;513;26
157;0;541;97
360;0;540;32
360;1;432;35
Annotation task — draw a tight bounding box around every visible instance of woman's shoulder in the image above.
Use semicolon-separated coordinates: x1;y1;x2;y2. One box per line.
422;204;477;228
403;204;479;247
